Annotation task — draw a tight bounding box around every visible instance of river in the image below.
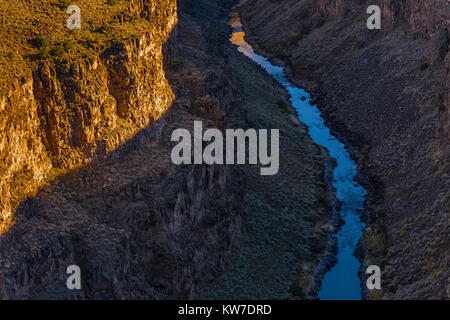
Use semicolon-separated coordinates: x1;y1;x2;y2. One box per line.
229;9;367;300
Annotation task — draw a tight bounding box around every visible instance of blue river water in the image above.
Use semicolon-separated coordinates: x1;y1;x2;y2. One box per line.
229;12;367;300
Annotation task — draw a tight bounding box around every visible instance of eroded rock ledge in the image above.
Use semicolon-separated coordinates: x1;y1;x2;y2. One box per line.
0;0;177;234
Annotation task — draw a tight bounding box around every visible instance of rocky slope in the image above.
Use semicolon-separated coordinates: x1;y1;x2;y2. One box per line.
0;0;331;299
241;0;449;299
0;0;177;235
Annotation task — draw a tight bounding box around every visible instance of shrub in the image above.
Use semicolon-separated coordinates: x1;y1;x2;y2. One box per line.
169;57;184;70
63;40;75;51
420;62;429;70
315;16;326;28
51;45;65;56
37;35;51;49
98;24;112;33
39;46;51;59
107;0;118;6
400;226;407;237
276;99;287;109
58;0;71;9
85;33;100;45
6;52;15;59
364;230;386;257
289;282;306;299
289;31;301;45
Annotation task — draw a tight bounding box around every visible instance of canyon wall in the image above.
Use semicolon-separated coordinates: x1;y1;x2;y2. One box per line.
0;0;177;235
0;0;244;299
311;0;449;37
242;0;449;299
0;0;332;299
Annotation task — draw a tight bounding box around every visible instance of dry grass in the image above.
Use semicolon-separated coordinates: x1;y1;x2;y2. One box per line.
0;0;150;90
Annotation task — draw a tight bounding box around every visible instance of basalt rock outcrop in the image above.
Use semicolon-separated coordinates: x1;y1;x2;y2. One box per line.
0;0;331;299
0;0;177;235
0;0;243;299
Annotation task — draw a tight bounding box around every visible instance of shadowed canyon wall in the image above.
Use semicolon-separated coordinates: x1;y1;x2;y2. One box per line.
0;0;243;299
241;0;449;299
0;0;330;299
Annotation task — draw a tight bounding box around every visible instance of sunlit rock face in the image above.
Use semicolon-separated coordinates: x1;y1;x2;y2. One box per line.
0;0;177;235
0;0;247;300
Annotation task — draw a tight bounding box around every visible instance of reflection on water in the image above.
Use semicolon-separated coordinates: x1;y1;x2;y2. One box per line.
229;9;367;300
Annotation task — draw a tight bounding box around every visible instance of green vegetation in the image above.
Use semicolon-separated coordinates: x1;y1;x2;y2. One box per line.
363;226;387;264
37;35;51;49
39;46;51;59
400;225;407;237
98;24;112;33
48;167;70;181
58;0;71;9
107;0;118;6
63;40;75;51
51;45;65;56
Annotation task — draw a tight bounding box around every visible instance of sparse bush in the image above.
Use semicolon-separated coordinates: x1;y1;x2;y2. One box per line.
51;45;65;56
63;40;75;51
98;24;112;33
39;46;51;59
400;225;407;236
289;31;300;45
276;99;287;109
58;0;71;9
289;282;306;299
364;229;386;257
315;16;326;28
169;57;184;70
37;34;51;49
6;52;15;59
420;62;429;70
107;0;118;6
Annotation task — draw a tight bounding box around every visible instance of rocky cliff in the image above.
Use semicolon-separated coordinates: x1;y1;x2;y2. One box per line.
310;0;448;37
0;0;244;299
241;0;449;299
0;0;177;235
0;0;331;299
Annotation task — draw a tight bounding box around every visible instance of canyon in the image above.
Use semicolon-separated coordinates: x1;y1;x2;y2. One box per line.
0;0;329;299
241;0;449;299
171;120;280;176
0;0;447;300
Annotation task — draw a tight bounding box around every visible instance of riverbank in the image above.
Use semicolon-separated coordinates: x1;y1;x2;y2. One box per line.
0;0;333;299
227;8;369;299
182;1;334;298
240;0;449;299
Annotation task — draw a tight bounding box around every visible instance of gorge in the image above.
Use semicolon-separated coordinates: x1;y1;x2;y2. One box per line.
0;0;448;300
